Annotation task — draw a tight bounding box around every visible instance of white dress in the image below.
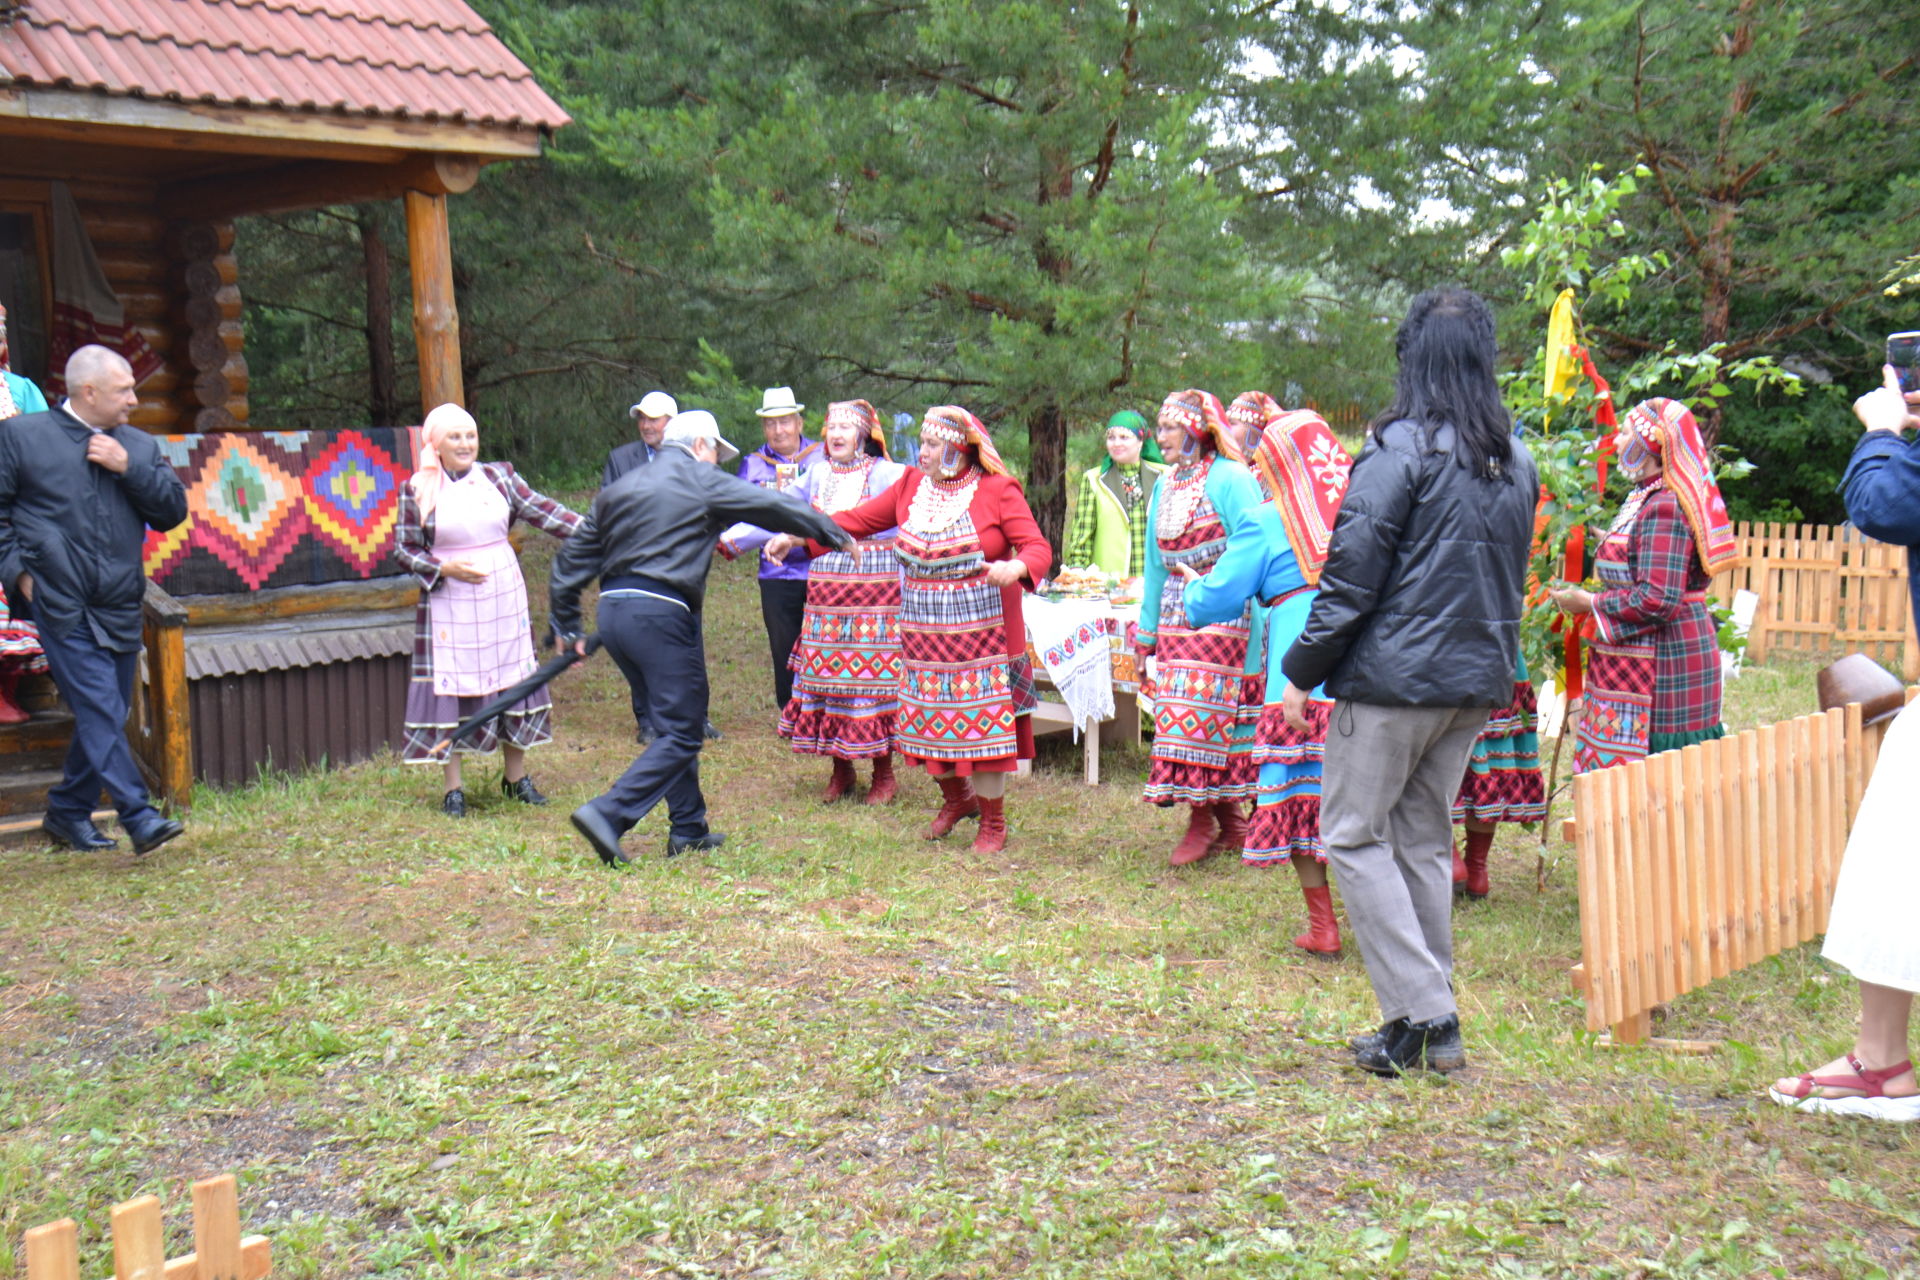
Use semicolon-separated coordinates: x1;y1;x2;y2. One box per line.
1823;706;1920;991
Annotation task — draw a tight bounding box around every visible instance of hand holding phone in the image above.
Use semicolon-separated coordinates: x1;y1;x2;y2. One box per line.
1889;331;1920;396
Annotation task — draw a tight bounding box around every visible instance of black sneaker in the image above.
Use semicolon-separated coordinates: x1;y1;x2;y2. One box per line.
1356;1014;1466;1076
635;724;656;747
1348;1019;1404;1056
703;719;723;741
441;788;467;819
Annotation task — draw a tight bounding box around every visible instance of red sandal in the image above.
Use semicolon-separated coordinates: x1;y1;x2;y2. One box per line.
1768;1053;1920;1122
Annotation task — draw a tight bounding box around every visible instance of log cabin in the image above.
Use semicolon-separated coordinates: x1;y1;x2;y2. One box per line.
0;0;569;828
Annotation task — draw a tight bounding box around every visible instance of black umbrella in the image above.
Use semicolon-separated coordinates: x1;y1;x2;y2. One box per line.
431;633;604;756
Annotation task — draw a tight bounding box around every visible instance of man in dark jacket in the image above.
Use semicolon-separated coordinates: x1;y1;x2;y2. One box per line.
598;390;723;745
0;345;188;854
1280;289;1538;1076
552;410;848;867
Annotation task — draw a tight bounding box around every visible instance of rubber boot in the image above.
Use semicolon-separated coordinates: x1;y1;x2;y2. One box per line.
0;670;27;726
1462;828;1494;901
1451;840;1469;895
971;795;1007;854
923;775;980;839
865;754;898;806
824;757;857;803
1209;801;1248;855
1169;804;1218;866
1292;883;1343;955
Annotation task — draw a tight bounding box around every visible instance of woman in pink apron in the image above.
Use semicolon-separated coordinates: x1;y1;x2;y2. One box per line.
394;404;583;817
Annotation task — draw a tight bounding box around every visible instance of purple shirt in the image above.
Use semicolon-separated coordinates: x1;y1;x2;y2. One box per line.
735;440;824;581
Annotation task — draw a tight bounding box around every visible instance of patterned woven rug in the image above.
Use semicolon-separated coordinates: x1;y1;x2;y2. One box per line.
142;428;420;595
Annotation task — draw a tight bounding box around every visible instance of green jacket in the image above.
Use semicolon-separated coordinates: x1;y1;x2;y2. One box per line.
1063;460;1166;577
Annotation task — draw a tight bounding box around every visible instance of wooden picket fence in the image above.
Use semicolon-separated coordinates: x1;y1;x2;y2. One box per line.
1708;521;1918;679
23;1175;270;1280
1569;694;1914;1048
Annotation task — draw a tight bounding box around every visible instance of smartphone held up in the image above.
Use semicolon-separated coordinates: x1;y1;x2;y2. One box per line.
1890;330;1920;395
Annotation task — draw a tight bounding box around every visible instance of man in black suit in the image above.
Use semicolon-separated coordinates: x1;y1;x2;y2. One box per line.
0;345;188;854
602;390;676;487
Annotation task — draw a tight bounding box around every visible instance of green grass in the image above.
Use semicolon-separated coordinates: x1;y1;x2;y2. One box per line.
2;548;1915;1278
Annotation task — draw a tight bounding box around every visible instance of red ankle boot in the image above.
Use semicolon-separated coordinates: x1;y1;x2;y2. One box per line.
865;755;898;806
824;757;857;803
1169;805;1218;866
0;670;27;726
1210;801;1248;855
1451;841;1469;894
1293;883;1343;955
1462;828;1494;900
924;775;980;839
971;795;1007;853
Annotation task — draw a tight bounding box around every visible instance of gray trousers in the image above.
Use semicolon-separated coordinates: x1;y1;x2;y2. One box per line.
1321;701;1491;1024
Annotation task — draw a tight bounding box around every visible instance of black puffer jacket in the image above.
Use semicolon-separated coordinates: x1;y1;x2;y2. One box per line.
1281;418;1537;707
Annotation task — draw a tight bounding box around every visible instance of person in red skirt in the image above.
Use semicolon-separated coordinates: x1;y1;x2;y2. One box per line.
1449;656;1547;899
747;401;908;803
1136;389;1264;866
799;406;1052;853
1183;407;1354;952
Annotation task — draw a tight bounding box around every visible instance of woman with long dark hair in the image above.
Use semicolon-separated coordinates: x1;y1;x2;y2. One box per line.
1278;288;1538;1076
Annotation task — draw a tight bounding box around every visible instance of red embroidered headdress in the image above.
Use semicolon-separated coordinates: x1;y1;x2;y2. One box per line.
1160;389;1241;463
1624;397;1740;575
827;399;888;459
1253;410;1352;586
921;405;1007;476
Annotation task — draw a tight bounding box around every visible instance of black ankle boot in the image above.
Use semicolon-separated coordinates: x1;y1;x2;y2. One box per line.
1348;1019;1405;1056
503;775;548;806
441;788;467;818
1356;1014;1465;1076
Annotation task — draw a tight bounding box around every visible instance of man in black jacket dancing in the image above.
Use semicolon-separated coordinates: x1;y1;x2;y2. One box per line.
551;410;849;866
0;345;188;854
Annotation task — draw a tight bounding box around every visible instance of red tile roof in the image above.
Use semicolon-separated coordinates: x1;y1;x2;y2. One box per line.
0;0;570;131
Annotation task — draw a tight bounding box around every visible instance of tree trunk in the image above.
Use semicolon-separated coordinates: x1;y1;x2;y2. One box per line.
358;211;398;426
1026;398;1068;576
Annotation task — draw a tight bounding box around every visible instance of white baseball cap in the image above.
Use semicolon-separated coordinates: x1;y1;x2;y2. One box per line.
629;391;678;419
661;409;740;463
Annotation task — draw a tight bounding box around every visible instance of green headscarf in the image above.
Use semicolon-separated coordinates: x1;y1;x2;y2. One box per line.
1099;409;1164;473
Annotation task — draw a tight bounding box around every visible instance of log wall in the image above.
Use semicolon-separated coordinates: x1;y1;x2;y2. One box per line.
61;178;249;432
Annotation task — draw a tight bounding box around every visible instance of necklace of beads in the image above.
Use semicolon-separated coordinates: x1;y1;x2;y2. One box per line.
1156;457;1211;539
905;471;979;536
818;456;875;513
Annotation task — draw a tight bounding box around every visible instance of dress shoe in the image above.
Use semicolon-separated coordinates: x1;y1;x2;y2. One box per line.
1356;1014;1466;1076
126;816;185;857
441;788;467;819
703;719;723;741
667;829;725;857
635;724;656;747
1348;1018;1404;1056
502;775;549;806
571;804;631;867
41;816;117;851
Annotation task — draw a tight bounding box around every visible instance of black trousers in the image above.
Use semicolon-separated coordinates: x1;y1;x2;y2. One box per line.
759;577;809;709
589;595;709;837
628;612;710;736
38;622;160;828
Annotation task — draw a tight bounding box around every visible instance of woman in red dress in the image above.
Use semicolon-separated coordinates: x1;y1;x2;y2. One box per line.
793;406;1052;853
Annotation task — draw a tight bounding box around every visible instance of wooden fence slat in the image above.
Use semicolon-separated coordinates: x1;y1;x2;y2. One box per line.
113;1195;168;1280
191;1176;243;1280
1660;746;1691;994
24;1218;80;1280
1573;771;1610;1031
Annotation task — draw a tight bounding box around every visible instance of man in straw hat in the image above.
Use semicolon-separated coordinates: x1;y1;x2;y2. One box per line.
730;386;823;709
552;409;849;867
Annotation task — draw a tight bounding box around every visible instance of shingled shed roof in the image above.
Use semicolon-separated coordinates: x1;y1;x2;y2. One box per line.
0;0;570;131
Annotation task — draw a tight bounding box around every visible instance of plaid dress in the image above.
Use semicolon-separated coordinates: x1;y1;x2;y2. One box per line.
1574;485;1724;773
394;462;580;761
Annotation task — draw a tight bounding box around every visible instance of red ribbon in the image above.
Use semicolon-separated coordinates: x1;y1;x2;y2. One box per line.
1556;346;1619;702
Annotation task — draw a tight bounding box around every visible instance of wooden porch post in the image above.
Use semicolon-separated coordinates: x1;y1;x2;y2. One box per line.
404;189;464;414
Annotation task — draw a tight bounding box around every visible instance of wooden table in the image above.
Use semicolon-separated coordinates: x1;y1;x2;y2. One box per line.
1023;597;1149;786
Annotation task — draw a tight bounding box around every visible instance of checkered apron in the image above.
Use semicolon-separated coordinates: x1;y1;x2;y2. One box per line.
1573;530;1660;772
425;471;537;697
891;509;1032;764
